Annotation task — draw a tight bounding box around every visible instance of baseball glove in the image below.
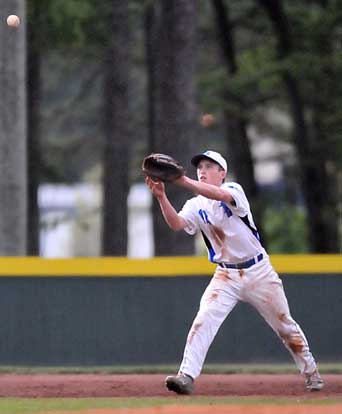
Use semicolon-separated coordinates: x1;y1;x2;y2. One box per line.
142;153;186;182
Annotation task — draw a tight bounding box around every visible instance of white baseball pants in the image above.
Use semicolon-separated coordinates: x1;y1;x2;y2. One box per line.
179;257;318;379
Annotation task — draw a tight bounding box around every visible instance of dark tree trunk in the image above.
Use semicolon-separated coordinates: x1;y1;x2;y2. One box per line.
101;1;131;255
211;0;265;243
26;4;41;255
283;73;338;252
307;21;339;251
0;0;27;254
258;0;339;252
145;3;157;153
153;0;198;255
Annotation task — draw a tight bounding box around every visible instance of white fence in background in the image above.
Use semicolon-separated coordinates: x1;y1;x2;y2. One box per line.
38;183;154;258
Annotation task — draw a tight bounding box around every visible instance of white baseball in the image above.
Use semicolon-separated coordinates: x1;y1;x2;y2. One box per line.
7;15;20;27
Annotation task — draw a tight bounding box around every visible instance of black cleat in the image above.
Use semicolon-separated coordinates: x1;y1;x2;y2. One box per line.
165;373;194;395
305;370;324;391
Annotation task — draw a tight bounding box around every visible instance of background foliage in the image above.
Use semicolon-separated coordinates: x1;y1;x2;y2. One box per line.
1;0;341;255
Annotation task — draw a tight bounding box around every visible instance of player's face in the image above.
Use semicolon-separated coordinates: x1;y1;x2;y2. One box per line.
197;159;226;186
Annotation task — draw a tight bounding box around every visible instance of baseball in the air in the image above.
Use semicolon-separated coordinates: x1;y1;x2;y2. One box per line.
200;113;215;128
7;15;21;28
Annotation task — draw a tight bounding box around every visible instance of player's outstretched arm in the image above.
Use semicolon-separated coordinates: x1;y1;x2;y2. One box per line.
175;176;235;204
145;177;187;231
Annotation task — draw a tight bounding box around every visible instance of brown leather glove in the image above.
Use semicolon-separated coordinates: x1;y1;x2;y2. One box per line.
142;153;186;182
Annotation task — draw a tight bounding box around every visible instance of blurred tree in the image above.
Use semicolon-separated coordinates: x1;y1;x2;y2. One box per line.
210;0;266;246
264;205;309;253
258;0;340;252
151;0;198;255
296;0;342;251
26;0;98;254
0;0;27;254
144;0;157;153
26;0;133;255
23;0;342;256
27;0;42;254
101;0;131;255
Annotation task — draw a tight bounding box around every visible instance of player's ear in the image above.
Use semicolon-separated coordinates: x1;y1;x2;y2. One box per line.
220;168;226;182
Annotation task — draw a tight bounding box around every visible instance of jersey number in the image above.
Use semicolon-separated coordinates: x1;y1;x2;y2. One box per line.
198;209;211;224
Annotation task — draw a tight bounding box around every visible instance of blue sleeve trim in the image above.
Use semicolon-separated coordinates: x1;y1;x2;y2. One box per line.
220;201;233;218
201;231;218;263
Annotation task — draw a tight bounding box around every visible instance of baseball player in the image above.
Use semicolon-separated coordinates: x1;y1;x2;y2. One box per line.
145;150;324;394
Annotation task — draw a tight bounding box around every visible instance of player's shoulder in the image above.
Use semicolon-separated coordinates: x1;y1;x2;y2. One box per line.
188;194;212;207
184;195;201;207
222;181;245;193
181;194;209;214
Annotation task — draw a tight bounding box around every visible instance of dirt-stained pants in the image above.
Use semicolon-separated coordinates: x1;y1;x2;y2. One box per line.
179;258;317;379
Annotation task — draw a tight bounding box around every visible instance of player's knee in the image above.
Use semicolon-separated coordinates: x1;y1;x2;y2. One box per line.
277;316;307;351
277;315;298;337
277;313;295;330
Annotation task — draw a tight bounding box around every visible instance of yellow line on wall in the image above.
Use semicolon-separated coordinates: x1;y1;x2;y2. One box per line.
270;254;342;274
0;255;340;276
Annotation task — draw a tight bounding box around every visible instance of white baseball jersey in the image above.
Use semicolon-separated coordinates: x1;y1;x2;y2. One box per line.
178;182;266;264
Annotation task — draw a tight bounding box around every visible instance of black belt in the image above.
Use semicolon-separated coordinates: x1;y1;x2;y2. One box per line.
219;253;263;270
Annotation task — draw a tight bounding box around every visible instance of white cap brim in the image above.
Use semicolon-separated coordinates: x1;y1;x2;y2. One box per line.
191;151;227;171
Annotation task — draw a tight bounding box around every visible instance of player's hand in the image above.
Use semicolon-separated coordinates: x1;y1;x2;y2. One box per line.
145;176;166;199
173;175;187;186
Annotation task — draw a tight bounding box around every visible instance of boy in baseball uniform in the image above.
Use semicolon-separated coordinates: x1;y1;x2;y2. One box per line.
145;150;324;394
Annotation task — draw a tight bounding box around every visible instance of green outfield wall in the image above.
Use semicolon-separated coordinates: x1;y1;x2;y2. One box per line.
0;255;340;365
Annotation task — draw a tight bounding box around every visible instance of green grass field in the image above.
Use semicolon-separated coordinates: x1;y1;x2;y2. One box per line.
1;396;342;414
0;362;341;375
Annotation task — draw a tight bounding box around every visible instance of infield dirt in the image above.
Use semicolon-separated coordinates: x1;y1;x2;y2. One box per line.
0;373;341;398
